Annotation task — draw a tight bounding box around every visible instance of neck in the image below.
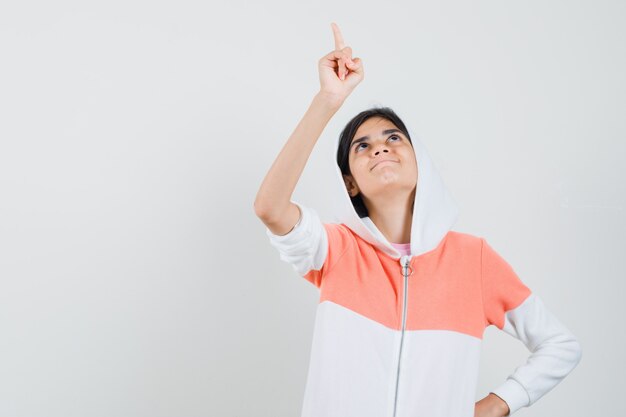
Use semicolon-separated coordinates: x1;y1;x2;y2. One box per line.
363;187;415;244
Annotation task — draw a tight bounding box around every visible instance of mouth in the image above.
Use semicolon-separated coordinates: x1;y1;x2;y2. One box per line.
371;159;399;171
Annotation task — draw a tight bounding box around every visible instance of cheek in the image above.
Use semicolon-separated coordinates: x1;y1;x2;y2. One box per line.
405;153;418;174
350;154;362;168
357;158;371;173
349;158;369;180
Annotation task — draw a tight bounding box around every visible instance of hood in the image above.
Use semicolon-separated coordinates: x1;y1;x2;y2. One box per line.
328;118;460;259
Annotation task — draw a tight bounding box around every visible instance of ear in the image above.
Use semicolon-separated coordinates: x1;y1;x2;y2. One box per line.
343;174;360;198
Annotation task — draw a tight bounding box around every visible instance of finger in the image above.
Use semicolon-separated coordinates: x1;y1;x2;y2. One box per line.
324;50;349;79
338;57;346;80
338;49;353;79
342;46;353;64
331;22;345;51
323;50;350;62
340;55;351;80
321;49;348;65
353;57;363;71
341;52;354;73
347;56;358;68
343;51;357;78
320;49;352;79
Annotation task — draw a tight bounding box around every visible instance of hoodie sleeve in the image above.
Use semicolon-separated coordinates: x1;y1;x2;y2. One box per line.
480;238;583;415
265;200;349;288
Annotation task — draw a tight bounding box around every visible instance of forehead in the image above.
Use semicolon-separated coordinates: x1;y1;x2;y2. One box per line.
354;116;398;137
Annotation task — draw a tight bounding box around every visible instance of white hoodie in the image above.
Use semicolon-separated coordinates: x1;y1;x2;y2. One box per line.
263;114;582;417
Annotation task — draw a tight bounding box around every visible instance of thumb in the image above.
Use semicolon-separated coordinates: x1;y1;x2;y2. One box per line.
345;57;363;84
347;57;363;73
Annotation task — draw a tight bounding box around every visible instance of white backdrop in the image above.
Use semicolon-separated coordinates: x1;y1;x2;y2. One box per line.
1;1;623;416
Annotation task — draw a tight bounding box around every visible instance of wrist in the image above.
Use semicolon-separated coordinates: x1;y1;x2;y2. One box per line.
314;90;344;111
488;393;510;416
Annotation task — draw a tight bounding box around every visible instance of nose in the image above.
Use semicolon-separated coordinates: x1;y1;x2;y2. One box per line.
372;142;390;155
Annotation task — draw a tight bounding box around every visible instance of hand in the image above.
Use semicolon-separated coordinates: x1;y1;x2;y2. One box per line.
474;393;510;417
317;22;364;106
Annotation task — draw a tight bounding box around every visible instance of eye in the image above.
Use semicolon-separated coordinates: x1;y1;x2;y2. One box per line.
355;135;402;153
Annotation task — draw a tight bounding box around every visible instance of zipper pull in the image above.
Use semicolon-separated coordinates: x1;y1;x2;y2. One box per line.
399;255;412;277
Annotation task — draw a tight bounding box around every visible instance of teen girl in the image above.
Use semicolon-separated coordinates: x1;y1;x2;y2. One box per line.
254;22;582;417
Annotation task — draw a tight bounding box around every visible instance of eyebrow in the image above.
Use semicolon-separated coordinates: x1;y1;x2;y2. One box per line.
350;129;403;149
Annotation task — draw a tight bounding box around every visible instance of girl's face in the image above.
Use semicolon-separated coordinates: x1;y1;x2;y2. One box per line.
343;116;418;200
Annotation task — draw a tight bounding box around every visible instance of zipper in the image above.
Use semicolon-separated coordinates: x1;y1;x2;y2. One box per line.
391;254;412;417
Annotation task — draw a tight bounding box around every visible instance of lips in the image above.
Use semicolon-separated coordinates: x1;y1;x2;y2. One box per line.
371;159;399;171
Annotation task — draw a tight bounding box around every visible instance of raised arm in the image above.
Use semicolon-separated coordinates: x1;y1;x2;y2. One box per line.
253;22;364;236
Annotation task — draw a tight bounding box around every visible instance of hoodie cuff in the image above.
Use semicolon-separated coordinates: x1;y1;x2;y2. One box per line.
490;378;530;415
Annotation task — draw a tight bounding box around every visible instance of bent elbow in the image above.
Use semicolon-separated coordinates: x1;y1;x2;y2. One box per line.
557;335;583;372
254;199;273;220
571;338;583;367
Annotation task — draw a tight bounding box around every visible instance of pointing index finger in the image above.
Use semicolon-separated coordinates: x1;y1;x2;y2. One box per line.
331;22;345;50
